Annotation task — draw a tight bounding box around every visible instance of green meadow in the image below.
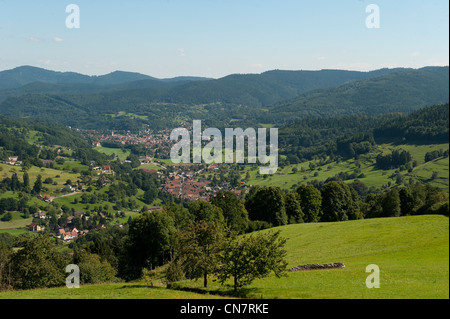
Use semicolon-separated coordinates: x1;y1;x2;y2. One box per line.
0;211;32;236
0;163;80;194
172;215;449;299
0;282;228;299
1;214;447;299
237;143;449;192
95;146;131;161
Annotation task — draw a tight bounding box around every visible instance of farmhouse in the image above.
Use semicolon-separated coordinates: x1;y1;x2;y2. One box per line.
29;222;45;232
5;156;22;166
58;227;80;241
34;211;47;219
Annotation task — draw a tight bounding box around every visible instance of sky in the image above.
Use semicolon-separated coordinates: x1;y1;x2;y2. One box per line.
0;0;448;79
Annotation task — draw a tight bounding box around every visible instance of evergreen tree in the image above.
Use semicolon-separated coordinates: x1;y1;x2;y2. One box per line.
321;181;360;222
284;191;304;224
210;191;249;233
245;186;287;227
296;184;322;222
32;175;43;194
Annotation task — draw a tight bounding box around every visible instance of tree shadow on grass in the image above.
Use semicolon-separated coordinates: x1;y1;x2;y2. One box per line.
168;285;260;299
118;284;166;290
118;283;262;299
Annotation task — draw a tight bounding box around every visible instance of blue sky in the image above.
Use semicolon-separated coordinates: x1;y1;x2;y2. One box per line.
0;0;448;78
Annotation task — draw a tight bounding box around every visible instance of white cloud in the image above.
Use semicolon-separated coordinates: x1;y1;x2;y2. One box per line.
38;59;69;67
317;56;326;61
53;37;65;42
28;37;44;43
334;62;373;71
178;48;186;57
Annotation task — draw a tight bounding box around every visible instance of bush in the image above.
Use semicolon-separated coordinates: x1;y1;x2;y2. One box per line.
78;253;117;284
1;212;12;222
165;259;185;284
246;220;271;232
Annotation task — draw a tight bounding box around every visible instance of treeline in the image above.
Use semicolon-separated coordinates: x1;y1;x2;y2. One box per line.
0;114;89;149
425;149;449;162
375;149;412;170
0;114;95;166
1;68;448;133
0;132;39;163
373;103;449;143
244;182;448;227
278;103;449;164
279;114;395;162
2;179;448;292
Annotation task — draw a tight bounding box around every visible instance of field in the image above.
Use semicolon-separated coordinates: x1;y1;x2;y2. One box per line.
0;282;228;299
226;143;450;192
171;215;449;299
0;211;32;236
95;146;131;161
0;163;81;194
1;214;448;299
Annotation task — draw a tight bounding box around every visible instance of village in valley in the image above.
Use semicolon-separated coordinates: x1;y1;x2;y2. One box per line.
1;126;248;242
86;126;246;202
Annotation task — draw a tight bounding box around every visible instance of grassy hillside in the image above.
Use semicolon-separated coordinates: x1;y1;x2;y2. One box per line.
0;282;228;299
0;163;81;194
174;215;449;299
0;211;32;236
236;143;449;192
1;215;447;299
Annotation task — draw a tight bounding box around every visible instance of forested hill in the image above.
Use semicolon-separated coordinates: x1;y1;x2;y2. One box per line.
264;66;449;123
0;66;155;90
278;103;449;162
0;66;401;106
0;66;213;103
140;68;402;107
0;66;447;131
373;103;449;143
0;115;89;150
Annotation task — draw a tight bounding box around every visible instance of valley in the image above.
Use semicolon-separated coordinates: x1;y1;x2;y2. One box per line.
0;65;448;300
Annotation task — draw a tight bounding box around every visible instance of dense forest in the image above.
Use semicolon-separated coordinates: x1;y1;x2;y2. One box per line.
267;67;449;123
0;67;447;131
373;103;449;143
0;180;448;291
0;115;91;164
279;103;449;162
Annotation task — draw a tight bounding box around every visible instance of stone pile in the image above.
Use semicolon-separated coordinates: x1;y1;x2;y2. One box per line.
289;262;345;272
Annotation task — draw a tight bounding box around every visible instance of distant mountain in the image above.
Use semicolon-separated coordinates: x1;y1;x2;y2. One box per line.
0;66;402;106
0;66;154;90
0;66;447;131
0;66;214;103
0;66;212;91
136;68;403;107
265;66;449;123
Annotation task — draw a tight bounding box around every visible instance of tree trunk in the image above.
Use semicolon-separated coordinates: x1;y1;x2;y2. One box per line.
204;272;208;288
